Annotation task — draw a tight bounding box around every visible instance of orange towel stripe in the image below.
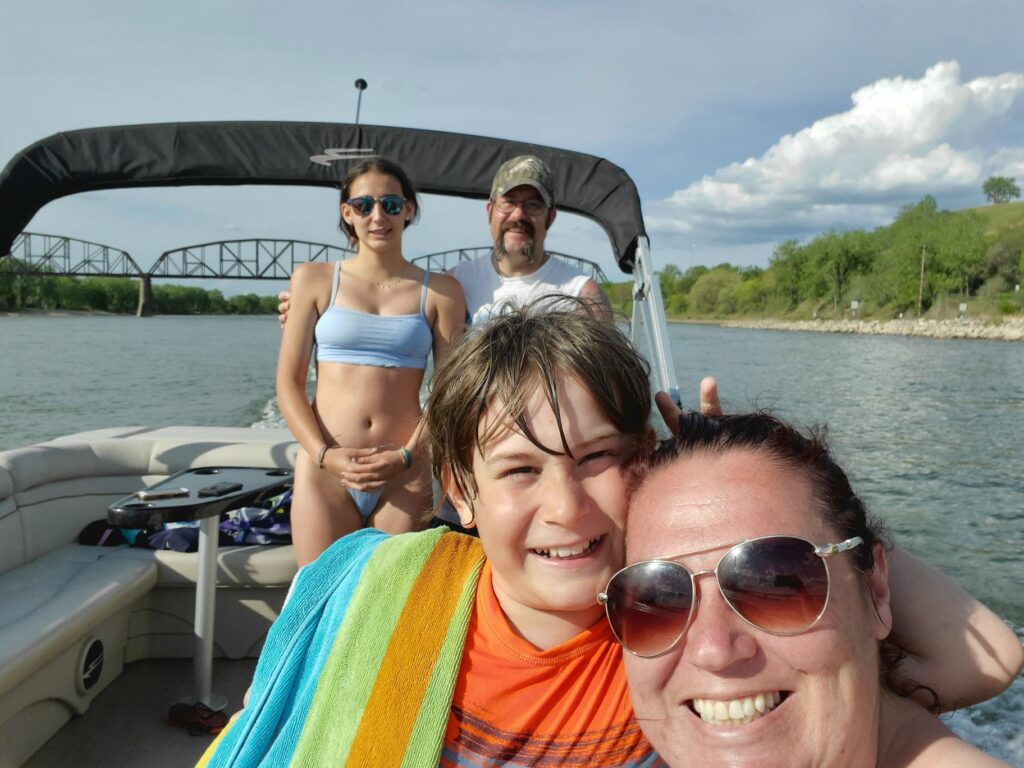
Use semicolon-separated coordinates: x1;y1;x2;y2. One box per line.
345;534;484;767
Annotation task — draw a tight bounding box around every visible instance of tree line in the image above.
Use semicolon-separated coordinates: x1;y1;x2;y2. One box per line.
0;266;279;315
617;196;1024;321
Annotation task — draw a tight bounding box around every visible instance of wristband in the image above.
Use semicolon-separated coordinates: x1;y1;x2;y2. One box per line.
317;444;331;469
399;447;413;470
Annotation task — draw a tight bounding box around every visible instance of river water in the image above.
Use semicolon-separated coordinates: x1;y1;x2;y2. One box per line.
1;314;1021;763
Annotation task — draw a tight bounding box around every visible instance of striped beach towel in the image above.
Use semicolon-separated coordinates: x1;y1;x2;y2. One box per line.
198;527;485;767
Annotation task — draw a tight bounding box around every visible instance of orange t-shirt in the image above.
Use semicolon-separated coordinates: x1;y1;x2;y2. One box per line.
440;562;662;767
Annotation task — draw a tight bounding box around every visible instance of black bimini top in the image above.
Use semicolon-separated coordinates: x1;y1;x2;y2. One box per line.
0;121;646;273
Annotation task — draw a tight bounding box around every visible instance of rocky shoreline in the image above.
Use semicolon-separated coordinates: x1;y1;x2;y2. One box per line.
714;317;1024;342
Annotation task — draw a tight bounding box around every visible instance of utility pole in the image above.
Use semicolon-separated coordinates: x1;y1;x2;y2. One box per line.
354;79;367;125
917;244;926;318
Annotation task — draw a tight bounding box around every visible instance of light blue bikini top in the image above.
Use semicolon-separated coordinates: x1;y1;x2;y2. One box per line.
314;262;432;369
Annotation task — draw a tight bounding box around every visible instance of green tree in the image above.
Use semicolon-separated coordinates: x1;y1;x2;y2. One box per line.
689;267;741;315
982;176;1020;204
933;211;987;297
228;293;262;314
875;196;944;312
770;241;806;311
666;293;689;316
658;264;682;302
808;230;874;313
985;242;1021;287
717;275;767;315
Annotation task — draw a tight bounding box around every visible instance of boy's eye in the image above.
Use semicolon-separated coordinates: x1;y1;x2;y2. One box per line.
580;450;617;464
501;466;537;479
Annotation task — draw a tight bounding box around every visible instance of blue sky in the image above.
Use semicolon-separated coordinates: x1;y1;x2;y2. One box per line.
3;0;1023;291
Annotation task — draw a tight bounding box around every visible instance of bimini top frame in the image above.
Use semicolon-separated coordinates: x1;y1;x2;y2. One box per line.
0;121;677;401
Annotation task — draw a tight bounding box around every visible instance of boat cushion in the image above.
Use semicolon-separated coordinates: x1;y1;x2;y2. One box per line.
148;544;296;587
0;544;157;697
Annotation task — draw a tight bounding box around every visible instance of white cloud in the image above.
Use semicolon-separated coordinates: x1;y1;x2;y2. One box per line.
647;61;1024;247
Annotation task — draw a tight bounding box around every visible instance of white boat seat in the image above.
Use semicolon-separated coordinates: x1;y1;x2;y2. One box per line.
147;544;296;588
0;544;157;699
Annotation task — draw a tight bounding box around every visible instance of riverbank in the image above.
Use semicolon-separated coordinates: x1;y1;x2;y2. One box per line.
700;317;1024;342
2;309;117;317
2;309;274;318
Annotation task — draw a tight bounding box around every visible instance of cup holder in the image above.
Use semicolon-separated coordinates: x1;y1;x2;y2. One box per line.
193;468;221;475
122;502;155;509
265;469;293;477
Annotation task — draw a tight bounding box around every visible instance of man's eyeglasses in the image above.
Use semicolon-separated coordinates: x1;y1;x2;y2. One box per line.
492;197;548;216
598;534;864;657
345;194;407;217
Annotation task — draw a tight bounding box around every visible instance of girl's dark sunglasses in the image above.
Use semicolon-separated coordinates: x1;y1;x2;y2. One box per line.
598;534;863;657
344;194;406;217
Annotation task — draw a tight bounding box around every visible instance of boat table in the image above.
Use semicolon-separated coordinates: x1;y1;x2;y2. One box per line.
108;466;293;710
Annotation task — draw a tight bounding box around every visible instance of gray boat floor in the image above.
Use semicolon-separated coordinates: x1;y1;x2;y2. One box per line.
25;658;256;768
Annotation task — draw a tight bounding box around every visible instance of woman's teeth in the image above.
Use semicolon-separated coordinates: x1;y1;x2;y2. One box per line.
690;692;784;726
533;536;602;559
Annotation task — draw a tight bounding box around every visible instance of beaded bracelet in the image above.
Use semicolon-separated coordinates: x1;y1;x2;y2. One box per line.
399;447;413;470
317;444;332;469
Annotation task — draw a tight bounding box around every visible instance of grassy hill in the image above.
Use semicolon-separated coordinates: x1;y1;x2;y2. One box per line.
963;200;1024;243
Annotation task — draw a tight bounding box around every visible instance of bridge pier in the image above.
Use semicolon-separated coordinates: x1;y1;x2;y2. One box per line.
137;275;154;317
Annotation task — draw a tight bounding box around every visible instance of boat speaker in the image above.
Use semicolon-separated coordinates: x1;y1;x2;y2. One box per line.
75;637;104;695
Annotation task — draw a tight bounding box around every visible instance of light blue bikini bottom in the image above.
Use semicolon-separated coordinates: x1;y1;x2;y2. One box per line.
347;488;382;520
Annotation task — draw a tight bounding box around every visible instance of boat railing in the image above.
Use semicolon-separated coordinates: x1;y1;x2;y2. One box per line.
629;236;680;409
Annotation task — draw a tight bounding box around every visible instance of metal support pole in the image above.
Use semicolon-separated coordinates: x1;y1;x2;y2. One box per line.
136;274;154;317
354;79;367;125
192;515;225;709
632;236;680;408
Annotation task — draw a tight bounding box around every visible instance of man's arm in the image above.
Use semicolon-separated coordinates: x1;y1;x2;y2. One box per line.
579;278;613;322
887;549;1023;710
655;377;721;425
277;290;291;328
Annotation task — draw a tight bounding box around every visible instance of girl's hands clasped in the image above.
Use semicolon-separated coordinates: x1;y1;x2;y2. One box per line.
321;444;411;491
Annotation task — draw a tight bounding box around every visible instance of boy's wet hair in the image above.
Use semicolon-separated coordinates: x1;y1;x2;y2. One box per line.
426;296;652;510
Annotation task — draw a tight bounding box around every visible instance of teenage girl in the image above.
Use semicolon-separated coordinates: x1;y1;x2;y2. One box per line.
276;158;466;566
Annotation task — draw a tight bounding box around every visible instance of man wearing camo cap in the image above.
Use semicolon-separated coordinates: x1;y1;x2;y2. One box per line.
450;155;609;326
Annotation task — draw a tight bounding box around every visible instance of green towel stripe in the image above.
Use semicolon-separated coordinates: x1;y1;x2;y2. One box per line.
400;547;484;767
291;528;445;767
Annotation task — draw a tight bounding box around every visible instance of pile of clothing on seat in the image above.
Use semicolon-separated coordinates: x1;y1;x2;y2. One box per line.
78;489;293;553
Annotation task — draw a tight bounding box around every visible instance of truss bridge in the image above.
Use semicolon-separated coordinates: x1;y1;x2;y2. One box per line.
3;234;608;315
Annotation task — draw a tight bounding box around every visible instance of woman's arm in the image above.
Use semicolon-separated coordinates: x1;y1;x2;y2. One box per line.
887;548;1023;711
276;264;330;459
427;272;467;371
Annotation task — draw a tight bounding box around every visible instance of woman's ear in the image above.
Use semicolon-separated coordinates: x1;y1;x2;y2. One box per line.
865;543;893;640
440;465;476;529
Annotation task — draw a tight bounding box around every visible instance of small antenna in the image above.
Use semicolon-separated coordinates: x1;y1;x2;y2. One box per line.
354;79;367;125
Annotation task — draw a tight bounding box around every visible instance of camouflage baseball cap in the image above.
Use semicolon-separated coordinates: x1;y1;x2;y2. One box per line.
490;155;554;206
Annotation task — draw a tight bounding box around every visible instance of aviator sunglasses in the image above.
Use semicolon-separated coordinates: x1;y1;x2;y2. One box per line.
598;534;863;657
344;194;407;217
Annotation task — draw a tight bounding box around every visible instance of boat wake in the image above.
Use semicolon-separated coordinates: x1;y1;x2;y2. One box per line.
946;622;1023;765
251;397;286;430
